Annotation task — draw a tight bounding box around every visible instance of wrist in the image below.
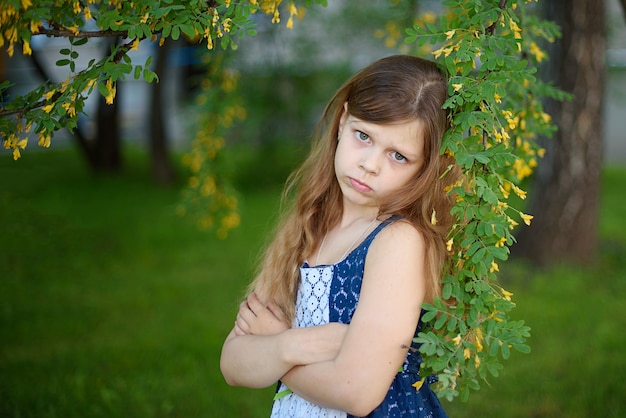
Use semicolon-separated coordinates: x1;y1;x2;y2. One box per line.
278;328;300;366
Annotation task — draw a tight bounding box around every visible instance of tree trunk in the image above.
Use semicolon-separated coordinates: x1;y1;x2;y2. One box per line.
149;39;176;186
94;87;122;171
514;0;605;265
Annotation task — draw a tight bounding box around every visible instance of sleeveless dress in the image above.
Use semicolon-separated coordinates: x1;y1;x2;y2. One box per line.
270;218;448;418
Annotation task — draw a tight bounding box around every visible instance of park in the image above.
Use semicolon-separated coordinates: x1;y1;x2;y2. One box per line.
1;1;625;417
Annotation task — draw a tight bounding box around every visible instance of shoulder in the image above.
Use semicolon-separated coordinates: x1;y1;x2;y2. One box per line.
370;219;425;255
364;219;426;281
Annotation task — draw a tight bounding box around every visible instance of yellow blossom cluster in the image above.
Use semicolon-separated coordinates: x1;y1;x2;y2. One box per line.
104;79;116;105
2;133;28;160
374;21;408;52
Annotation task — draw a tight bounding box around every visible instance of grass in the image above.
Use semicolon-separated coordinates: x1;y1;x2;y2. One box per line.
1;149;625;417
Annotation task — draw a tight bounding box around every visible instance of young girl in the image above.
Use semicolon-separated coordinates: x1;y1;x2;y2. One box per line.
220;55;455;417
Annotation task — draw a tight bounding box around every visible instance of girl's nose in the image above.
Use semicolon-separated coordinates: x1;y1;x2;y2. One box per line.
359;152;380;175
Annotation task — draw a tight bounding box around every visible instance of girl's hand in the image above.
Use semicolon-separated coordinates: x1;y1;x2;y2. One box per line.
235;293;290;336
283;322;349;366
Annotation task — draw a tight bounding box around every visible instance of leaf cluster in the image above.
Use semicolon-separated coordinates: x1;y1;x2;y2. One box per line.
0;0;325;160
403;0;568;401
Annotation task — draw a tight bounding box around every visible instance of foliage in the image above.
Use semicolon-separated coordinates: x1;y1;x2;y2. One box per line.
177;52;245;239
401;0;570;402
0;0;327;237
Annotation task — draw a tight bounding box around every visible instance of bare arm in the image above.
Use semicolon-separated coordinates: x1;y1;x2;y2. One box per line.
220;294;348;388
279;222;426;416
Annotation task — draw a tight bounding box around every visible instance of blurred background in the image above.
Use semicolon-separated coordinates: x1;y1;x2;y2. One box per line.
1;0;625;417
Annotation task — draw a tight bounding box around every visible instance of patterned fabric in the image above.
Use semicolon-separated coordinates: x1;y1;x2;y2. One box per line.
271;218;448;418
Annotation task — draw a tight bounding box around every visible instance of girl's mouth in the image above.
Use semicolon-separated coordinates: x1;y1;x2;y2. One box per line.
349;177;372;193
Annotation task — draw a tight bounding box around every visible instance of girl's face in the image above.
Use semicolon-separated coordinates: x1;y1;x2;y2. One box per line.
334;109;426;213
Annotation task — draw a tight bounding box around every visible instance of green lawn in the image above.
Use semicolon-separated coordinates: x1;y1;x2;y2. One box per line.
1;149;624;417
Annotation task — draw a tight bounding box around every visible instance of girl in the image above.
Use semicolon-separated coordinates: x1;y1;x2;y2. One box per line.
220;55;455;417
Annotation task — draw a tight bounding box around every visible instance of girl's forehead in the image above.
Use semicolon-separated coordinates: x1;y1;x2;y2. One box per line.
346;115;424;135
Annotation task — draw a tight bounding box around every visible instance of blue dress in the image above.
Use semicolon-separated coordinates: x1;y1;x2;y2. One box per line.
270;218;448;418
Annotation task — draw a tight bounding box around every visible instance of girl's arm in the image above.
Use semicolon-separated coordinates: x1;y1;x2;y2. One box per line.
219;294;348;388
280;221;427;416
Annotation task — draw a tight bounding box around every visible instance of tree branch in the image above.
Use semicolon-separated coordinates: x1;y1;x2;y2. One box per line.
485;0;508;35
0;92;61;117
35;27;128;38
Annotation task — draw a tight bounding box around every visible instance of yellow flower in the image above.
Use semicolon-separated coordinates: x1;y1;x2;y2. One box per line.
494;92;502;103
30;20;41;33
84;6;92;20
11;139;28;160
104;79;116;105
511;184;527;199
520;212;533;226
67;25;80;36
43;89;56;100
499;184;510;199
446;238;454;252
62;101;76;117
445;30;456;40
490;261;499;273
509;19;522;39
502;289;514;301
463;347;471;359
452;334;462;346
529;42;546;62
42;103;54;113
222;17;232;33
38;132;51;147
452;83;462;92
131;38;139;51
475;328;484;352
22;41;32;55
412;378;425;391
430;209;437;225
432;46;453;59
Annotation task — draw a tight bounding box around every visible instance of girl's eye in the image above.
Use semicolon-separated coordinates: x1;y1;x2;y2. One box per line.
356;131;370;142
391;152;407;163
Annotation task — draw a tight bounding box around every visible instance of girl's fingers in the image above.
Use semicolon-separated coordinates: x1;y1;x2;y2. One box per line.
267;300;287;322
233;322;246;336
246;293;264;315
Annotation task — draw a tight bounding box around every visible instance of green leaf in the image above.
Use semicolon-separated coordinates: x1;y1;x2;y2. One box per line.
171;26;180;40
72;37;88;46
434;313;447;330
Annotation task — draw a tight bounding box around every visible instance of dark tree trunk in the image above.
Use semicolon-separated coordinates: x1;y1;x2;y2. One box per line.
94;86;122;171
149;39;176;186
515;0;606;265
91;37;123;172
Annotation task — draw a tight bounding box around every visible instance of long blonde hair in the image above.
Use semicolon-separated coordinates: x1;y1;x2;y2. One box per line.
248;55;456;323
